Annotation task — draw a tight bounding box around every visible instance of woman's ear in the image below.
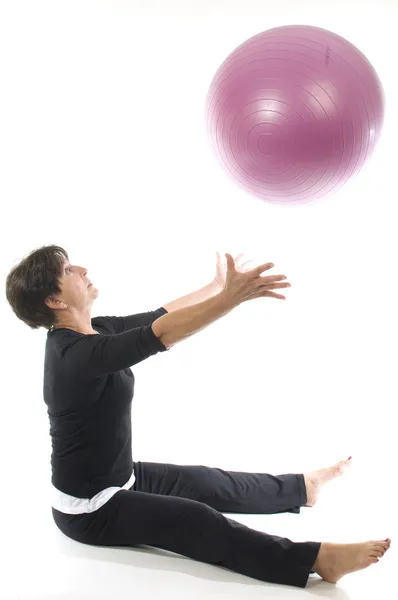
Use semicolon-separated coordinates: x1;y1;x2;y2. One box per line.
45;296;67;310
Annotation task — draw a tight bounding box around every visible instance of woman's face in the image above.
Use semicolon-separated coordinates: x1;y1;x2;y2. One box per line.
57;259;99;309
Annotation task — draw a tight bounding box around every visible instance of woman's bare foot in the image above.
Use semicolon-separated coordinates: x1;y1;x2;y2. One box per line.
313;539;391;583
304;457;352;507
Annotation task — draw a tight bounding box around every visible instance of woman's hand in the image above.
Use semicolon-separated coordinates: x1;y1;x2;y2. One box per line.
212;252;254;292
221;253;291;304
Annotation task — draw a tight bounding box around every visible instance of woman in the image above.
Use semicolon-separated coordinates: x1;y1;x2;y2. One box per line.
5;244;390;588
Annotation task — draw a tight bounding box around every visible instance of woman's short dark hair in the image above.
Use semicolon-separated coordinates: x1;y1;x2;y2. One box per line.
5;245;69;330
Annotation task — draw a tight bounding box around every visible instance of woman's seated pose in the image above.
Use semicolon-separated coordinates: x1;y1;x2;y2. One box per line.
5;245;390;589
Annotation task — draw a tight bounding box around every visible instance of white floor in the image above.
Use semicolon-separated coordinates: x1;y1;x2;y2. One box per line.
4;468;396;600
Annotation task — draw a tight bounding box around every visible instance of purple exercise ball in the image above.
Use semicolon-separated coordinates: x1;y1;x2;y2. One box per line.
206;25;385;204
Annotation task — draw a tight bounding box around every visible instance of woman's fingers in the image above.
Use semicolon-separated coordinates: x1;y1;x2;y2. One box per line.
259;274;288;283
261;281;291;290
254;261;275;274
264;291;287;299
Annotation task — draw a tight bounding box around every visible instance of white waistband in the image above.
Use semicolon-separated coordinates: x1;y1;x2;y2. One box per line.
51;470;136;514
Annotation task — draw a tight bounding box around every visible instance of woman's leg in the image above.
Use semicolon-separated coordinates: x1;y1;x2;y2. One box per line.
132;461;306;514
52;489;320;588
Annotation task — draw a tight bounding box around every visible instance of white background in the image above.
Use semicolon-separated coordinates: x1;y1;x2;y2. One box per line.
0;1;396;599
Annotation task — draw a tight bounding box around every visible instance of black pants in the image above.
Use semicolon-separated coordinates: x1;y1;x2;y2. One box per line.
52;461;321;588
